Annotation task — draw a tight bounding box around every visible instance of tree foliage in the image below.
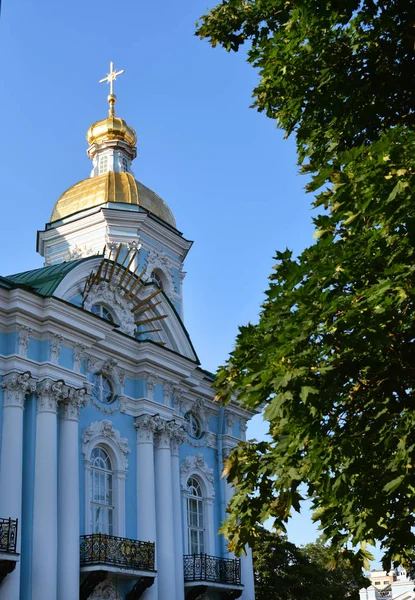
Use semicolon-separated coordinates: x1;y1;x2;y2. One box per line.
197;0;415;570
253;528;369;600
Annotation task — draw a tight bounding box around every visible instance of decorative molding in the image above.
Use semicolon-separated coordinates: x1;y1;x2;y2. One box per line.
170;423;187;455
127;239;142;252
144;248;175;296
1;371;36;408
135;414;158;443
89;578;122;600
60;387;90;421
66;244;97;262
83;280;136;336
36;378;68;413
225;410;235;436
83;420;130;470
206;432;217;449
180;453;215;499
73;343;87;373
50;335;63;365
162;381;174;406
17;325;31;358
145;376;156;401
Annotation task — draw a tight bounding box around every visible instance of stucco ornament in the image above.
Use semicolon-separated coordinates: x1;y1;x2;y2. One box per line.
36;378;69;412
2;371;36;408
66;244;97;262
145;248;174;295
83;280;136;336
60;386;90;420
17;325;32;358
88;579;122;600
83;420;130;470
50;335;63;365
180;453;215;499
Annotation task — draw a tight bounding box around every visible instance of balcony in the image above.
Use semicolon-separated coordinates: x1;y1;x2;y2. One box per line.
80;534;155;600
183;553;243;599
0;518;19;584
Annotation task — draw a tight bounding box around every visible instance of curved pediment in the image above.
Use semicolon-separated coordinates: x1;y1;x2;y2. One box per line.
53;251;198;362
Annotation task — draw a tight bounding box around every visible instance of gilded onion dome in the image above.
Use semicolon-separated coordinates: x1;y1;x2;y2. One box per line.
87;115;137;147
50;171;176;227
49;62;176;228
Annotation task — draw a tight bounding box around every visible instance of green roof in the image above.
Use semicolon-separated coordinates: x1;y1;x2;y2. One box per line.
6;256;100;297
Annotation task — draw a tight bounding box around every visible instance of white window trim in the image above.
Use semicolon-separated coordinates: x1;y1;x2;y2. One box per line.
83;420;130;537
181;454;215;556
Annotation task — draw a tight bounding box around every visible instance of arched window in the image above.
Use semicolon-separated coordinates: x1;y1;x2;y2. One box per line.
91;373;115;405
91;303;115;324
98;155;108;175
151;270;163;289
121;156;128;172
187;477;205;554
90;447;114;534
184;412;202;440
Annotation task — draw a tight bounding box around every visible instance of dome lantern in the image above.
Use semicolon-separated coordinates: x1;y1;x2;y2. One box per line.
86;62;137;177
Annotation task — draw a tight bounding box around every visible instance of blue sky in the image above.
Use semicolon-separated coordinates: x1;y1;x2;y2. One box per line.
1;0;323;548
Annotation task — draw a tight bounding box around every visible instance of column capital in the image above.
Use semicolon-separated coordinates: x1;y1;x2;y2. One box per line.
154;417;176;449
2;371;36;408
170;423;187;456
135;414;157;443
60;387;90;421
36;378;68;413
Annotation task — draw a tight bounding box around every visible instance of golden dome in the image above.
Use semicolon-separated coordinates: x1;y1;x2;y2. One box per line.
87;115;137;147
50;171;176;227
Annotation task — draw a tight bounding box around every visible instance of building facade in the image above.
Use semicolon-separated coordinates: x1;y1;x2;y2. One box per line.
360;568;415;600
0;65;256;600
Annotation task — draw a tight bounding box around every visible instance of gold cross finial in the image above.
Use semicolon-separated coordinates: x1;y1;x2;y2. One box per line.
99;61;125;116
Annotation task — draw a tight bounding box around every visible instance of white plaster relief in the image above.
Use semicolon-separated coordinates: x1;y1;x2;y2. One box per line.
73;343;87;373
83;420;130;470
1;371;36;408
17;326;32;358
50;335;63;365
145;376;156;401
134;414;158;443
66;244;97;262
180;454;214;499
36;378;67;413
145;248;175;296
83;280;136;336
60;387;90;421
88;578;122;600
162;381;174;406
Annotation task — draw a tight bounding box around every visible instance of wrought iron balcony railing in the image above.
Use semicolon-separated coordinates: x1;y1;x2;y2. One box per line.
0;518;18;554
183;553;241;585
80;534;155;572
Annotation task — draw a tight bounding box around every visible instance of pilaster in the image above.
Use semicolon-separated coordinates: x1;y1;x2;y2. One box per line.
58;387;89;600
0;371;36;600
32;378;68;600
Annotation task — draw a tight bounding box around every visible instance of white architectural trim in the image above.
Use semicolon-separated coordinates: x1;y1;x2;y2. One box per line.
82;420;130;537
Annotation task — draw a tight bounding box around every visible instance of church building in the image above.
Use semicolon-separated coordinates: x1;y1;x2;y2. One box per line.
0;64;256;600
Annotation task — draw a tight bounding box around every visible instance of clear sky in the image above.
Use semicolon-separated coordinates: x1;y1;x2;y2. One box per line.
1;0;324;548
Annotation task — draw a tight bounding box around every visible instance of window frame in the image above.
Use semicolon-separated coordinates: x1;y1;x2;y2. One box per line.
89;446;114;535
83;433;128;538
90;372;115;406
181;465;215;556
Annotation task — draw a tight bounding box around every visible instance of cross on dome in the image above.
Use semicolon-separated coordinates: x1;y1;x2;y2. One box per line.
99;61;125;116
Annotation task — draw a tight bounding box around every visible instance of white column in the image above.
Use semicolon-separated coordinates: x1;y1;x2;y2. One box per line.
135;415;158;600
57;388;88;600
32;379;65;600
0;372;36;600
154;420;176;600
171;426;186;600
